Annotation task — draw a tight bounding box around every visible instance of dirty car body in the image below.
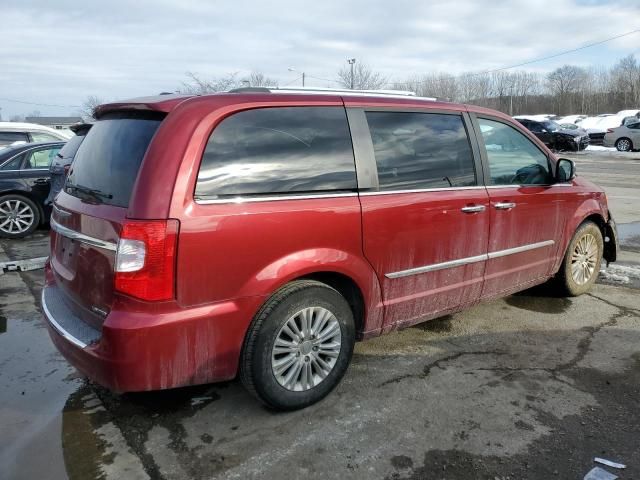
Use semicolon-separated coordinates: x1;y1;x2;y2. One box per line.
42;90;619;408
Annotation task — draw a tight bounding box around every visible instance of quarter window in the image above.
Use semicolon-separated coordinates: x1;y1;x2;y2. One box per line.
365;112;476;190
478;118;552;186
24;147;61;169
195;107;356;198
0;132;28;147
31;132;61;142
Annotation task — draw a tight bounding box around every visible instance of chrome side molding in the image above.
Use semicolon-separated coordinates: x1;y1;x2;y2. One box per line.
385;240;555;279
50;218;117;252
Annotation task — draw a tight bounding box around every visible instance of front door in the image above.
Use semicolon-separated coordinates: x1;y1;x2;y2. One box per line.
473;116;565;299
355;109;490;329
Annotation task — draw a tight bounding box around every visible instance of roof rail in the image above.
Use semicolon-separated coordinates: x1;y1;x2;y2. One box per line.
228;86;435;99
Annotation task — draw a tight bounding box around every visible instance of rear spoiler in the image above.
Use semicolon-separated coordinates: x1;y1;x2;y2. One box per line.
94;94;193;119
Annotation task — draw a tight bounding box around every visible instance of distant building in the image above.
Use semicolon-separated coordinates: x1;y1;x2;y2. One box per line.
24;116;83;130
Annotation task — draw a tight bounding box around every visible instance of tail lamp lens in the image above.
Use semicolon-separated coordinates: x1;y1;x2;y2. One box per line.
115;220;179;301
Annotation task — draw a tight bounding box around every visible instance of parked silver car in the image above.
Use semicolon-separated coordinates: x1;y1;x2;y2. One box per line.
604;122;640;151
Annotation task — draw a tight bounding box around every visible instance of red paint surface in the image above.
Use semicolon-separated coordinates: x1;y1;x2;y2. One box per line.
45;93;612;392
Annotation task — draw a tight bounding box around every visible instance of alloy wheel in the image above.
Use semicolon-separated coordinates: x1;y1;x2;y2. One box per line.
616;139;631;151
271;306;342;392
571;233;598;285
0;199;35;235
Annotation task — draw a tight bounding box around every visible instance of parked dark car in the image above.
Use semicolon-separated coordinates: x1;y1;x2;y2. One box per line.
517;118;589;151
0;141;64;238
45;123;92;205
43;90;618;410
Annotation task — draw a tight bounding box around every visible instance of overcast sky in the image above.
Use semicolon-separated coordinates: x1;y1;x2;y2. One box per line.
1;0;638;118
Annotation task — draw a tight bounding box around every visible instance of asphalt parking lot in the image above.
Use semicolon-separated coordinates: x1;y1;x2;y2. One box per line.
1;149;639;480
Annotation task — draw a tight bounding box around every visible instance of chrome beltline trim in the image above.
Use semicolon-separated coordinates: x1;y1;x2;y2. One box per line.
195;192;358;204
41;289;87;349
385;240;555;279
359;186;486;196
486;240;555;259
50;218;117;251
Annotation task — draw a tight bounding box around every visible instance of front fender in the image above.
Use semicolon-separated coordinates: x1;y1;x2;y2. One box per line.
240;248;384;336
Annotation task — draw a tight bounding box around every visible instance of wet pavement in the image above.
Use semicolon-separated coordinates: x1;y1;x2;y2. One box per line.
1;150;640;479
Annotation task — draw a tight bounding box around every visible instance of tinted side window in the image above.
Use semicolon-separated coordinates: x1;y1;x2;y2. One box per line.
365;112;476;190
195;107;356;198
528;122;544;133
0;153;25;170
478;118;552;186
0;132;28;147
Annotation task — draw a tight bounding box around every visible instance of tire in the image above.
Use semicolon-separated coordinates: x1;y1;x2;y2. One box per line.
0;194;40;239
555;221;603;297
240;280;356;410
615;138;633;152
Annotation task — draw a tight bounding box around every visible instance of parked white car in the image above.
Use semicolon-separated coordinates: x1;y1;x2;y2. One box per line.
0;122;73;149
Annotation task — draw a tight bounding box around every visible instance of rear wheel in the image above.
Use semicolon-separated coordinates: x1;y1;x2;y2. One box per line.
0;195;40;239
555;221;603;296
240;280;356;410
615;138;632;152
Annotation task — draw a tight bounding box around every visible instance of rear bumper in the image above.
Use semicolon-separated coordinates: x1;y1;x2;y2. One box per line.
42;283;263;392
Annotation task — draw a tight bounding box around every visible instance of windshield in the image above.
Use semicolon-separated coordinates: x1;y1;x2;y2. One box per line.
65;113;163;207
542;121;562;132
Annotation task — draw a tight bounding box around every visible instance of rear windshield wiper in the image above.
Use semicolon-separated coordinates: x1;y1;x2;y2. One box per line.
66;184;113;204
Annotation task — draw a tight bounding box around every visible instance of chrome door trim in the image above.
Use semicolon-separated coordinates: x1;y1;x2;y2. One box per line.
385;240;555;279
486;240;555;259
386;253;487;278
50;218;117;252
41;289;88;349
494;202;516;210
195;192;359;205
359;186;486;196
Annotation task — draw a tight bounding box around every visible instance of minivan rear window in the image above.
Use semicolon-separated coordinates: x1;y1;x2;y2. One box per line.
195;106;356;199
65;113;162;207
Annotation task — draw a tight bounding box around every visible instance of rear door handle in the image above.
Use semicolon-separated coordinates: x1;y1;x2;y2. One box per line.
494;202;516;210
461;205;486;213
34;178;50;184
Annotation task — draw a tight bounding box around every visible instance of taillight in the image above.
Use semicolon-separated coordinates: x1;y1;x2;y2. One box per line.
114;219;179;301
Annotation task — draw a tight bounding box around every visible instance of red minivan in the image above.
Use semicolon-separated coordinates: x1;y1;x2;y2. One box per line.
42;88;619;410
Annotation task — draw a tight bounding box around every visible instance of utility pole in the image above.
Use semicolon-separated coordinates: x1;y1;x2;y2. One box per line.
347;58;356;89
302;72;305;87
288;68;305;87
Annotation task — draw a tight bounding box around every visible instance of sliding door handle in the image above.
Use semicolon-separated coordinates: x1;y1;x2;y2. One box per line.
461;205;486;213
494;202;516;210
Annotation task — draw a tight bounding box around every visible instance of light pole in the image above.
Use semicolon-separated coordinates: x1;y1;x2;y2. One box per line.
347;58;356;89
288;67;305;87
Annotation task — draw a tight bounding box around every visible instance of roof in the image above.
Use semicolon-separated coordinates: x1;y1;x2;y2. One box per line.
25;116;83;125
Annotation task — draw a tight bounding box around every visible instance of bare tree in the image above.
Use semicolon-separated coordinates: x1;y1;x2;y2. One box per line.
78;96;104;121
336;63;387;90
611;54;640;107
546;65;586;114
180;71;278;94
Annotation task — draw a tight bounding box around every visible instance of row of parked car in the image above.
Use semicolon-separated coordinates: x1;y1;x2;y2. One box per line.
514;109;640;152
0;122;91;238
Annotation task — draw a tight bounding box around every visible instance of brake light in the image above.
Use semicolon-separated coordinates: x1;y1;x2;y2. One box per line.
115;220;179;301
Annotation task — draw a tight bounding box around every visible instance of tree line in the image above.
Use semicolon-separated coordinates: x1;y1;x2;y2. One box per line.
180;53;640;117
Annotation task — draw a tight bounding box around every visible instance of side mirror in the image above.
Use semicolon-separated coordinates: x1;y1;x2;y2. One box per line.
556;158;576;183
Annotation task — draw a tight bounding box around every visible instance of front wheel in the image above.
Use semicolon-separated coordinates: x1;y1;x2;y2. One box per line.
240;280;355;410
555;221;603;296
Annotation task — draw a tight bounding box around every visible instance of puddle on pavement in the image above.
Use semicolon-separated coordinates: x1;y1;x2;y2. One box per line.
505;293;572;314
412;315;454;332
618;221;640;251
